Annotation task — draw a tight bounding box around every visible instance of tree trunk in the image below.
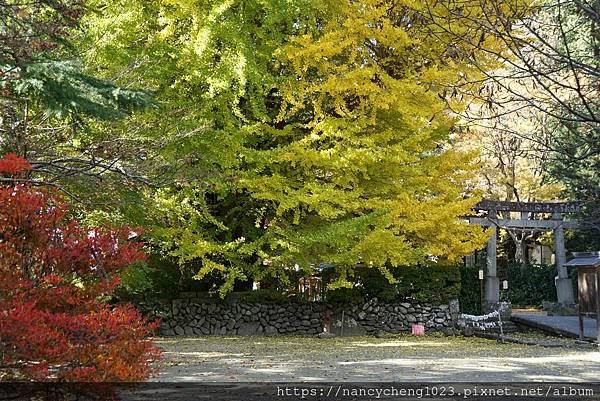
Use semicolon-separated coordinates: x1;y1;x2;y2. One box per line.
507;230;529;271
514;238;529;272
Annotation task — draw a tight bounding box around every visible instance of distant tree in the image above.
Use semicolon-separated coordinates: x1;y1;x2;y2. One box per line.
0;1;156;207
456;117;564;266
429;0;600;234
1;0;85;70
0;153;160;381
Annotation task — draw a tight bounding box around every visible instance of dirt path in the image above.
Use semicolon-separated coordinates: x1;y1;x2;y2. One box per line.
152;334;600;382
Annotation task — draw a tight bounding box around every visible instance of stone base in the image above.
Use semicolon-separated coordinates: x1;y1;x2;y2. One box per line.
541;301;578;316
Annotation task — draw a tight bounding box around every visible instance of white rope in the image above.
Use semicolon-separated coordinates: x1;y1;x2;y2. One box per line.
459;310;499;321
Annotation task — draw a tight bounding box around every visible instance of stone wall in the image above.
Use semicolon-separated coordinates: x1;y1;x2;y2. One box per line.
150;294;460;336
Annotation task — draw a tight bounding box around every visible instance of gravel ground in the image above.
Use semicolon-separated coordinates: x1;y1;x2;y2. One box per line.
152;334;600;382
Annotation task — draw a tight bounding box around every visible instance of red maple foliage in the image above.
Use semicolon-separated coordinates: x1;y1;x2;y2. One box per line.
0;154;161;381
0;153;31;175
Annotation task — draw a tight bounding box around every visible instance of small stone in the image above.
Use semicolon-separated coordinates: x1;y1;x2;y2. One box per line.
265;326;278;336
238;321;260;336
442;327;455;336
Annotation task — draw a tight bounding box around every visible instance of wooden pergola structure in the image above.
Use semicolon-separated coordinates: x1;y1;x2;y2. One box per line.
468;200;580;311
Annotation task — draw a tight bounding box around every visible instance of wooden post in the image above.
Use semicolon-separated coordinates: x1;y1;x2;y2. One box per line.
479;271;484;314
324;310;332;333
578;304;584;341
596;272;600;344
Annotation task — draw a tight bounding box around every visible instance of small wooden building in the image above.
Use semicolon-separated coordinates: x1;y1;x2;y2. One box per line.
565;251;600;342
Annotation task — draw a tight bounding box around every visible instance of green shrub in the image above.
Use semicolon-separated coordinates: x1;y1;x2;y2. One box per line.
394;265;461;303
354;264;461;304
460;262;578;310
460;263;559;312
459;265;483;314
237;289;292;303
324;287;365;304
125;256;462;306
115;255;180;300
503;263;558;307
116;261;154;297
230;264;461;305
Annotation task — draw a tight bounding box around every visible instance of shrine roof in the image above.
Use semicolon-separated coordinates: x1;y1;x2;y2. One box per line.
565;252;600;267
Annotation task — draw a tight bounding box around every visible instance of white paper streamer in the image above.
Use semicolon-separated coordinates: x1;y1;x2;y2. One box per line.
459;310;499;321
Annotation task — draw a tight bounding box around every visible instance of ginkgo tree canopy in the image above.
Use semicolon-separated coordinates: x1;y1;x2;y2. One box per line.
81;0;521;294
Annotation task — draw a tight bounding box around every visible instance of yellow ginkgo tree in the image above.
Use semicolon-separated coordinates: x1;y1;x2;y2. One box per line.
82;0;525;293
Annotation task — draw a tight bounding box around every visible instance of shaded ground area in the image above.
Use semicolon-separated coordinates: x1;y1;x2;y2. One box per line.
153;335;600;382
512;311;598;340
